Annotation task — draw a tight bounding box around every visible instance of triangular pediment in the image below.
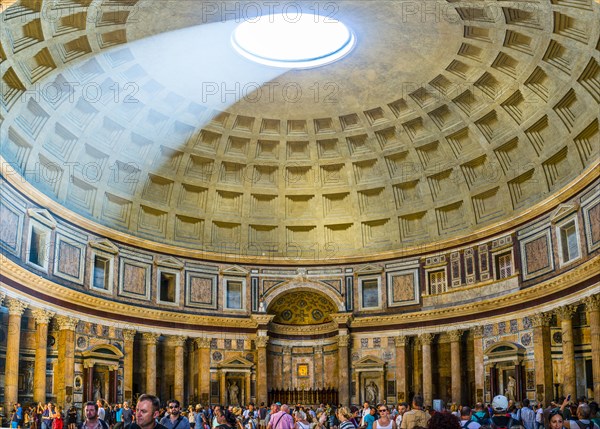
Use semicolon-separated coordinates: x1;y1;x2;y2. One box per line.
156;256;184;269
550;203;579;223
218;355;254;369
27;208;56;229
353;355;386;368
89;239;119;255
222;265;249;276
356;264;382;274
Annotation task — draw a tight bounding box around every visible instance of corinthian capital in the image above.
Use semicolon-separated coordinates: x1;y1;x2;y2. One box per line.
471;326;484;337
169;336;187;347
122;329;137;342
195;337;212;349
255;336;269;348
554;305;577;321
447;330;463;342
6;298;28;316
419;333;435;345
337;334;350;347
583;295;600;312
31;308;55;325
530;312;552;328
142;332;160;344
55;315;78;331
394;335;408;347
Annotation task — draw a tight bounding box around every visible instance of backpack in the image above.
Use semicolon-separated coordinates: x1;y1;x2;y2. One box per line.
461;421;477;428
575;422;591;429
490;417;515;429
472;415;488;425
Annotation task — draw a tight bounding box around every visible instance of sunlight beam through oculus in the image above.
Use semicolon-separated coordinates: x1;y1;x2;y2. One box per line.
232;13;356;69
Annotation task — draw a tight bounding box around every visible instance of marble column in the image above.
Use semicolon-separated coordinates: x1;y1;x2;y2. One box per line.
395;335;409;402
555;305;577;397
171;336;186;402
283;346;292;389
420;333;434;407
449;330;463;405
220;371;227;405
413;336;423;395
122;329;136;403
196;337;211;402
55;315;77;408
31;308;54;403
314;345;324;389
531;313;553;405
472;326;485;403
4;298;28;412
338;334;350;406
256;336;269;404
245;372;251;404
143;332;159;395
584;296;600;401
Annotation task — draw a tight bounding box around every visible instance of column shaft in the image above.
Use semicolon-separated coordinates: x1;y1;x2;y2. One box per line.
56;316;77;408
4;299;27;412
122;330;136;403
585;297;600;401
220;371;227;405
172;337;186;402
338;334;350;406
557;306;577;397
196;338;211;402
395;336;409;403
314;346;323;389
532;313;553;405
421;333;434;407
144;333;159;396
449;331;462;405
472;327;484;403
32;309;53;404
256;336;269;405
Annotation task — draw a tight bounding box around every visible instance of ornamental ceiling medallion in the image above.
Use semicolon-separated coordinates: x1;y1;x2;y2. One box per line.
268;290;338;326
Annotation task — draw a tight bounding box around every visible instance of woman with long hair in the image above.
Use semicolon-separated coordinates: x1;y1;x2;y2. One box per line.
426;412;460;429
51;406;63;429
548;410;566;429
336;408;355;429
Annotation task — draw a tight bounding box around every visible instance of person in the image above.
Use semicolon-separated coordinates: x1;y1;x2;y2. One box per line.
548;410;565;429
267;405;294;429
394;404;408;428
97;401;106;423
459;407;480;429
337;408;355;429
42;404;54;429
121;403;134;429
214;410;237;429
188;407;196;429
400;395;430;429
129;394;168;429
559;400;600;429
160;400;190;429
294;411;310;429
82;402;109;429
259;404;268;429
426;412;460;429
361;408;376;429
373;405;395;429
471;404;488;426
67;406;77;429
489;395;524;429
520;399;536;429
52;406;64;429
360;404;371;428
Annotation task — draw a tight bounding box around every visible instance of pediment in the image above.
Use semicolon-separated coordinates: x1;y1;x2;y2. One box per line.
222;265;249;276
89;239;119;255
27;208;56;229
218;355;254;369
550;203;579;223
356;264;382;274
156;256;184;269
353;355;386;368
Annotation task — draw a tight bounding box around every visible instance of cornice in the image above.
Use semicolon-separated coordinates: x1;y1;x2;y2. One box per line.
268;321;337;336
0;258;257;331
1;158;598;265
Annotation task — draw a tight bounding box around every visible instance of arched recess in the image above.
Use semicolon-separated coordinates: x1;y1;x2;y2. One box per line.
484;341;527;402
262;278;345;313
81;344;124;403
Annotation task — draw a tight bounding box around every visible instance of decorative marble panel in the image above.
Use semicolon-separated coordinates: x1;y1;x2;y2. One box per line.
119;258;151;299
520;228;554;280
54;238;84;282
582;196;600;252
185;272;217;309
0;199;23;255
386;269;419;307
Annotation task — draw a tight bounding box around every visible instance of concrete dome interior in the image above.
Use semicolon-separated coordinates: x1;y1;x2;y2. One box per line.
0;0;599;418
1;0;598;260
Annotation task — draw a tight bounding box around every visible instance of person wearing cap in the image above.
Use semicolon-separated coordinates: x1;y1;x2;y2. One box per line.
489;395;524;429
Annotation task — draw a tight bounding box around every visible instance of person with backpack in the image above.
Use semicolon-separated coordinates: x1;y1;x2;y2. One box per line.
489;395;525;429
459;407;481;429
559;400;600;429
471;403;488;426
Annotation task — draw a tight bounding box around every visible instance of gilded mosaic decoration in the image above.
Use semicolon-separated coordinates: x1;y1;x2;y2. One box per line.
268;291;338;325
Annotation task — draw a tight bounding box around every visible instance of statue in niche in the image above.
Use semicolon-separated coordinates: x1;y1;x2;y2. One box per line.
228;381;239;405
505;375;516;401
365;381;378;403
93;376;103;401
25;362;34;393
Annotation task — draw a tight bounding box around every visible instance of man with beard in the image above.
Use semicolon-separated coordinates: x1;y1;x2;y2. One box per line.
160;400;190;429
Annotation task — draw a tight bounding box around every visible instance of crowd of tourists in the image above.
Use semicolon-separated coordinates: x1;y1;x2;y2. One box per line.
9;393;600;429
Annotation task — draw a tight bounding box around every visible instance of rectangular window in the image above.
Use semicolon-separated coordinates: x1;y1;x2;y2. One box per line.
361;279;379;308
559;220;580;263
226;280;243;309
29;227;47;267
428;270;446;295
93;255;110;290
496;252;512;280
159;272;176;303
